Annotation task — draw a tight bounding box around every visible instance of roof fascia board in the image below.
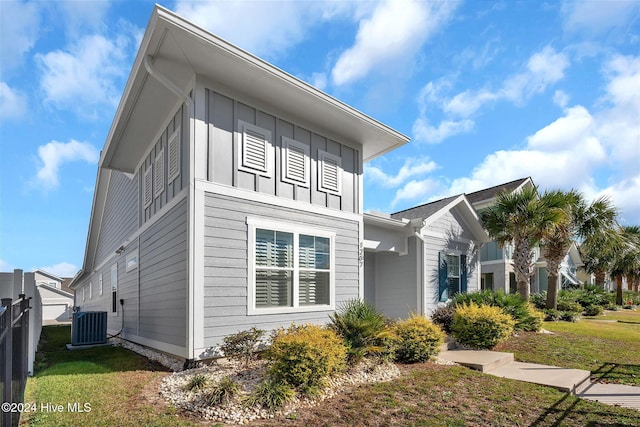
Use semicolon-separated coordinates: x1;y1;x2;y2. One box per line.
33;270;63;282
363;213;409;229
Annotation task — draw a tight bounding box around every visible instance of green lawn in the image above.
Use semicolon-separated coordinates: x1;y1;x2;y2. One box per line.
496;309;640;386
22;315;640;427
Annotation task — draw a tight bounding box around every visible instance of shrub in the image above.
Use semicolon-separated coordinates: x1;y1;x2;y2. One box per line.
543;309;562;322
451;291;543;332
583;304;604;316
243;377;295;412
329;299;393;363
392;314;444;363
430;305;455;334
204;376;239;406
451;302;515;349
220;327;265;368
561;311;581;322
183;373;209;391
530;293;547;310
266;324;347;393
557;299;583;313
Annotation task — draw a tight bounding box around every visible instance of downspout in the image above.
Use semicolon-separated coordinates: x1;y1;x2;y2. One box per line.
144;55;197;363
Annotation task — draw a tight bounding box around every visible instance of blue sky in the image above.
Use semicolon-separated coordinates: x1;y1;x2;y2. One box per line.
1;0;639;278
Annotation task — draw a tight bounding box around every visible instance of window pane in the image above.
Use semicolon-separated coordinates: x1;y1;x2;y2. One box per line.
446;255;459;277
256;229;293;268
299;235;330;269
299;271;330;306
256;270;292;307
448;277;460;297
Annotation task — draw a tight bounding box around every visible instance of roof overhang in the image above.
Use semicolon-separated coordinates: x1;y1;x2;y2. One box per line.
102;5;409;173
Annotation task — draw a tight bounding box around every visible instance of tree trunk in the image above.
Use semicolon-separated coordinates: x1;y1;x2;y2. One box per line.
512;237;534;301
544;248;564;310
595;270;606;288
546;271;559;310
616;276;623;305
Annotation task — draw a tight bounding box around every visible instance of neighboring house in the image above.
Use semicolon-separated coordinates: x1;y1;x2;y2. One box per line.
69;6;409;362
34;269;73;323
363;194;490;318
532;243;584;293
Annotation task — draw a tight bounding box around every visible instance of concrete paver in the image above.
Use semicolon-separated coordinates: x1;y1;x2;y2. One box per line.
488;361;591;394
579;382;640;411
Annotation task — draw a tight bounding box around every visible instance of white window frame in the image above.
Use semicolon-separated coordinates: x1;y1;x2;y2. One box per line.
126;250;139;273
238;120;273;177
99;274;103;296
247;217;335;315
143;165;153;208
82;286;85;302
154;149;165;198
318;150;342;195
281;137;310;187
89;281;93;300
110;263;118;315
167;127;181;183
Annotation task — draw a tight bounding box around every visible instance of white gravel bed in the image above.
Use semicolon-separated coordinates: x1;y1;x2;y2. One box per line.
160;358;401;425
110;337;184;372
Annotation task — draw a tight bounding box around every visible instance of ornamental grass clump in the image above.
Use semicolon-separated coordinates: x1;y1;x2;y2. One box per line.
243;377;295;412
266;324;347;394
203;376;239;406
451;302;515;349
329;299;393;364
392;314;444;363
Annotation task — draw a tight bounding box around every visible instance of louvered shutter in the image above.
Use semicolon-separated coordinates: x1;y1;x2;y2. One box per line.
318;150;342;195
438;252;448;302
167;128;180;183
144;165;153;208
154;149;164;198
460;254;467;293
282;137;310;186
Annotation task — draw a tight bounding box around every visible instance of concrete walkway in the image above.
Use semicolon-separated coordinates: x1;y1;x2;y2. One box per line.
438;348;640;411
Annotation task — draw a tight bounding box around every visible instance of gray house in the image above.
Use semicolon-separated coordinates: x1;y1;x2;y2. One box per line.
363;194;490;318
70;6;408;361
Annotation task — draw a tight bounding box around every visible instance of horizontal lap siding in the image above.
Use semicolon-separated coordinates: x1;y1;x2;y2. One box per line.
430;210;475;241
202;192;360;348
373;237;417;320
95;171;138;264
139;199;187;348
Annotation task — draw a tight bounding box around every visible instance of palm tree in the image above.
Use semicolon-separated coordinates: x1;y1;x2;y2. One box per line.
481;185;564;301
610;226;640;305
541;192;618;309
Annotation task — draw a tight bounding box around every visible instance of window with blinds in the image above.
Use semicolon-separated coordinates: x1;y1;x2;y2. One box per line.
238;121;272;176
167;127;180;183
249;219;334;314
318;150;342;195
282;137;310;187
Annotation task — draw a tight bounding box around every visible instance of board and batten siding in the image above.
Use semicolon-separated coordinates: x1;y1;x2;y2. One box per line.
138;197;188;348
205;90;360;213
202;192;360;348
370;237;418;320
94;171;138;265
140;105;189;225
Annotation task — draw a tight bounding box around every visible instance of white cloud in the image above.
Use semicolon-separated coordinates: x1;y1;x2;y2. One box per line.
174;0;358;59
37;262;78;278
331;0;459;85
36;33;131;117
57;0;111;37
0;0;40;70
443;89;497;117
35;140;99;189
412;118;474;144
597;175;640;226
0;259;15;272
391;178;442;207
365;157;438;187
562;0;640;35
553;90;570;107
0;81;28;121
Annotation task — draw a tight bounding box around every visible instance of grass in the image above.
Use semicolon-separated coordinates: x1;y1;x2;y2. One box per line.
496;309;640;386
22;315;640;426
22;325;198;427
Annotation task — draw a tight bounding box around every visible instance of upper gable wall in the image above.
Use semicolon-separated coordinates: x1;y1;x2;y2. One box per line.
427;208;476;242
201;87;362;214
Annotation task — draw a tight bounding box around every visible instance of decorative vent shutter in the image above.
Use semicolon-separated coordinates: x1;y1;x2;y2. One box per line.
144;165;153;208
460;254;467;293
168;128;180;183
282;137;310;186
239;121;271;176
154;149;164;198
438;252;448;302
318;150;342;195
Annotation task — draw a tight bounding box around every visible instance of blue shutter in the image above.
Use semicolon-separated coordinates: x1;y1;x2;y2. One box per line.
460;254;468;293
439;252;448;302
